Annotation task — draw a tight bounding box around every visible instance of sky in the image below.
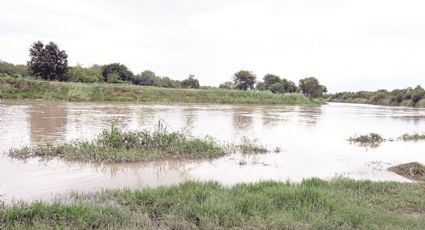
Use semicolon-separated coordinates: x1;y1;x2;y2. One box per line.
0;0;424;92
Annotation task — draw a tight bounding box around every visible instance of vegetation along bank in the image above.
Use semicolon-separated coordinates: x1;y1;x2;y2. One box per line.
0;40;327;104
1;178;424;229
327;85;425;108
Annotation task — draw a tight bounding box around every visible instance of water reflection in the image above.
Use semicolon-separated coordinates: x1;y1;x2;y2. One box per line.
29;102;68;144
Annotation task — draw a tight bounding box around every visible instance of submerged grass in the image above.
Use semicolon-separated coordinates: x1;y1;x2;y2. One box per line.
348;133;385;147
398;133;425;142
238;137;269;154
0;75;323;105
9;122;225;163
1;178;425;229
349;132;425;148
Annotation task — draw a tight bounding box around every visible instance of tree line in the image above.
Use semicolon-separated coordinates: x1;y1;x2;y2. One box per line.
220;71;327;98
327;86;425;107
0;41;327;98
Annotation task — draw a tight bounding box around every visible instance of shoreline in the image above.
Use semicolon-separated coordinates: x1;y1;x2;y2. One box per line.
0;76;323;105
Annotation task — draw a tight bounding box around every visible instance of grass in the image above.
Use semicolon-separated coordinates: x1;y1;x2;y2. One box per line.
1;178;424;229
349;132;425;148
398;133;425;142
9;122;225;163
348;133;385;147
238;137;269;154
8;123;272;163
0;75;323;105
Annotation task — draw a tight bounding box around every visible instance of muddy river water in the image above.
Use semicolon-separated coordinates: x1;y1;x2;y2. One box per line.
1;100;425;203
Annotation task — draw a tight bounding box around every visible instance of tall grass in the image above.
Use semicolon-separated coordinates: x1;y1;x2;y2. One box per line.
0;75;323;104
1;178;424;229
9;122;225;163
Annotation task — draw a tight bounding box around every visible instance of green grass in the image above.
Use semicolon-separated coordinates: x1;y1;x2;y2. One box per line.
9;123;225;163
0;75;323;104
1;178;424;229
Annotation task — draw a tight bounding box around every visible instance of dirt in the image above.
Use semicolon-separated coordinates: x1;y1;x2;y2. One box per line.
388;162;425;181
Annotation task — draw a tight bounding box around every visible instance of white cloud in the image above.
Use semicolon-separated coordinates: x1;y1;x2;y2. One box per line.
1;0;424;92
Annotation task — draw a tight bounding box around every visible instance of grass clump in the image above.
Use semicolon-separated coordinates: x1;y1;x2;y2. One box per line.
0;75;323;105
398;133;425;142
238;137;269;154
348;133;385;147
8;122;225;163
388;162;425;181
1;178;425;229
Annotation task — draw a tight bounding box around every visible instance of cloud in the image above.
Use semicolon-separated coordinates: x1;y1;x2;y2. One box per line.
1;0;424;92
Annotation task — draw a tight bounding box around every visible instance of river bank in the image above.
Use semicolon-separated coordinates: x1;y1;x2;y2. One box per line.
1;178;424;229
0;75;322;105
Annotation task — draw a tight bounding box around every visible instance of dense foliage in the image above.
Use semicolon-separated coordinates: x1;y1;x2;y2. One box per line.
1;41;331;97
101;63;134;83
0;61;28;77
327;85;425;107
299;77;327;98
233;70;256;90
27;41;68;81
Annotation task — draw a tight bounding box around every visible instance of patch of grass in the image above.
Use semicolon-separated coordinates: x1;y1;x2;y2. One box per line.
1;178;425;229
8;122;225;163
0;75;323;105
398;133;425;142
238;137;269;154
348;133;385;147
388;162;425;181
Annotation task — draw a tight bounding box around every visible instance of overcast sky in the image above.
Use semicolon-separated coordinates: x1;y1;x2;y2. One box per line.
1;0;424;92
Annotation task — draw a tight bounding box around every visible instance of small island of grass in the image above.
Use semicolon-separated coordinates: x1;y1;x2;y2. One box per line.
9;123;225;163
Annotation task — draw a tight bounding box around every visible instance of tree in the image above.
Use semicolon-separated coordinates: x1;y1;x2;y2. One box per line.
132;70;156;85
269;82;285;93
67;64;102;83
411;85;425;104
102;63;133;83
256;82;267;91
233;70;256;90
219;81;234;89
181;75;200;89
27;41;68;81
281;79;298;93
299;77;326;98
263;74;281;88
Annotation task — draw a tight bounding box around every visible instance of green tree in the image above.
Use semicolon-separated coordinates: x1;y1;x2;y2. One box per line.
181;75;200;89
256;82;267;91
299;77;326;98
27;41;68;81
411;85;425;104
132;70;157;85
263;74;281;88
102;63;133;83
67;64;102;83
233;70;256;90
269;82;285;93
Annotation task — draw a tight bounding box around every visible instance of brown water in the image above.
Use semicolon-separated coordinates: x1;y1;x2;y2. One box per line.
1;100;425;203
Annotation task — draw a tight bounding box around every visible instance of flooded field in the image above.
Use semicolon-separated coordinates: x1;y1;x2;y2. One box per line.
1;100;425;203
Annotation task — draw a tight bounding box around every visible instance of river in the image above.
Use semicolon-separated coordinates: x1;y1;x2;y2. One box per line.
1;100;425;202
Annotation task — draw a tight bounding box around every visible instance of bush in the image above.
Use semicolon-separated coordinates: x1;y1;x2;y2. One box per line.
102;63;133;83
67;65;102;83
